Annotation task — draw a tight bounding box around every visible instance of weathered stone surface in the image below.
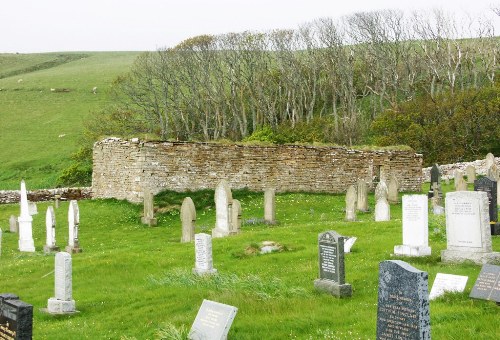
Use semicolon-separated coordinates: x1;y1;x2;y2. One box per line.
9;215;18;233
65;200;82;254
180;197;196;243
193;233;217;275
375;197;390;222
44;206;60;253
485;152;495;169
18;180;35;252
141;188;157;226
454;170;467;191
0;293;33;339
264;188;276;224
375;181;388;201
345;185;357;222
387;176;399;204
394;195;431;257
189;299;237;340
212;180;233;238
465;165;476;184
230;199;241;235
47;252;76;314
357;179;369;212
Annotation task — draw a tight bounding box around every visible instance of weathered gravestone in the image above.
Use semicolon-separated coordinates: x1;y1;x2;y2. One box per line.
0;293;33;340
65;200;82;254
474;177;499;235
485;152;495;169
487;163;499;180
357;179;369;212
429;273;468;300
375;181;388;201
141;188;157;226
230;199;241;235
9;215;18;233
46;252;77;314
27;202;37;216
18;180;35;252
469;264;500;303
193;233;217;275
345;185;357;222
375;196;390;222
428;164;440;198
441;191;500;264
376;260;431;340
454;170;467;191
43;206;59;253
394;195;431;257
465;165;476;184
180;197;196;243
344;237;357;253
212;180;233;238
264;188;276;224
431;183;444;215
189;299;238;340
313;231;352;297
0;229;2;256
387;176;399;204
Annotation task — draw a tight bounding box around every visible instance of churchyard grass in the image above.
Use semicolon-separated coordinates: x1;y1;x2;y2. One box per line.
0;185;499;339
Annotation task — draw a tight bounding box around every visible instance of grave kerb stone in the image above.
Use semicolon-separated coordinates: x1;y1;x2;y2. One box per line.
429;273;468;300
394;195;431;257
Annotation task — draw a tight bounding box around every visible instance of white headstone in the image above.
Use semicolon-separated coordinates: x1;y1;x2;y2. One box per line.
18;180;35;252
375;181;388;201
344;237;357;253
65;200;82;253
345;185;357;222
193;233;217;275
230;199;241;235
47;252;76;314
28;201;38;215
429;273;468;300
212;180;233;238
44;206;59;253
394;195;431;256
375;197;391;222
189;300;237;340
9;215;18;233
357;179;369;212
485;152;495;169
180;197;196;243
264;188;276;224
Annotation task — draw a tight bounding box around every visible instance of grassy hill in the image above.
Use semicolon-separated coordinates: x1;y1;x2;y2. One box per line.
0;51;141;190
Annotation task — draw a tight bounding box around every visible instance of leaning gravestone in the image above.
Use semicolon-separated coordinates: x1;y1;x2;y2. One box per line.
465;165;476;184
44;206;60;253
429;273;468;300
9;215;18;233
357;179;369;212
313;231;352;297
376;260;431;340
141;188;157;226
441;191;500;264
193;233;217;275
345;185;357;222
180;197;196;243
46;252;77;314
394;195;431;257
474;177;499;235
230;199;241;235
18;180;35;252
428;164;440;198
344;237;357;253
469;264;500;303
264;188;276;224
0;293;33;339
189;299;238;340
65;200;82;254
212;180;233;238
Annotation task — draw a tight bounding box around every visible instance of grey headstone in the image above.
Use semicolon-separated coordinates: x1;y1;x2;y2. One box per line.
376;260;431;340
65;200;82;254
230;199;241;235
0;293;33;339
485;152;495;169
345;185;357;222
189;299;237;340
428;164;441;198
212;180;233;238
454;170;467;191
465;165;476;184
180;197;196;243
264;188;276;224
387;176;399;204
9;215;18;233
469;264;500;302
394;195;431;257
193;233;217;275
474;177;499;234
429;273;468;300
357;179;369;212
47;252;76;314
44;206;60;253
141;188;157;226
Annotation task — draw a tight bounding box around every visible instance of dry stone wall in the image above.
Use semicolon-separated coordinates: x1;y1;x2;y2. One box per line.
92;138;423;203
0;187;92;204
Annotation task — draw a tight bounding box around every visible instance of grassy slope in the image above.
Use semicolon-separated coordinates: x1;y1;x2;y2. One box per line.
0;183;498;339
0;51;141;190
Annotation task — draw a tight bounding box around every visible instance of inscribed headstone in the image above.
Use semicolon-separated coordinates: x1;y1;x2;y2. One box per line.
9;215;18;233
44;206;60;253
47;252;76;314
357;179;369;212
141;188;157;226
376;260;431;340
212;180;233;238
189;299;238;340
345;185;357;222
465;165;476;184
394;195;431;256
65;200;82;253
469;264;500;302
193;233;217;275
18;180;35;252
474;177;499;235
230;199;241;235
180;197;196;243
429;273;468;300
264;188;276;224
0;293;33;339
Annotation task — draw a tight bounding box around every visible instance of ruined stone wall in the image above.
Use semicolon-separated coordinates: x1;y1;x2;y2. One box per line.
92;138;423;203
0;187;92;204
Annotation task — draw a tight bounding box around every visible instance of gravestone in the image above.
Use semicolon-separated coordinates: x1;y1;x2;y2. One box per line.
18;180;35;252
387;176;399;204
465;165;476;184
376;260;431;340
474;177;499;235
264;188;276;224
357;179;369;212
345;185;357;222
28;202;37;216
65;200;82;254
454;170;467;191
230;199;241;235
189;299;238;340
0;293;33;340
193;233;217;275
314;231;352;297
487;163;499;180
212;180;233;238
141;188;157;226
469;264;500;303
344;237;357;253
485;152;495;169
44;206;60;253
180;197;196;243
54;194;61;209
47;252;77;314
9;215;18;233
375;196;390;222
394;195;431;256
0;229;2;256
429;273;468;300
441;191;500;264
431;183;444;215
428;163;440;198
375;181;388;201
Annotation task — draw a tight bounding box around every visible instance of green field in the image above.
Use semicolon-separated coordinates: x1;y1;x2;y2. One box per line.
0;183;499;339
0;52;141;190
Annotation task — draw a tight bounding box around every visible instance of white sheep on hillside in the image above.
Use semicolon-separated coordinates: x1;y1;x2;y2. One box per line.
92;86;97;94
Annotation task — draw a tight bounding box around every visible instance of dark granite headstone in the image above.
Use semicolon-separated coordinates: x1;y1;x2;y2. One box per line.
376;260;431;340
0;293;33;340
474;177;499;235
428;164;441;198
314;231;352;297
189;299;237;340
469;264;500;303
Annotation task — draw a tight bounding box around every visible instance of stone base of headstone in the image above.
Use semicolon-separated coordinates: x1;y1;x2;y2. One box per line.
43;245;60;254
491;223;500;235
314;279;352;298
394;245;431;257
46;298;77;314
211;228;230;238
141;217;157;226
441;250;500;265
65;245;83;254
192;268;218;276
18;239;35;252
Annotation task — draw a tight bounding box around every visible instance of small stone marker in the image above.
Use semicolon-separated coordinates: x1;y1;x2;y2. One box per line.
465;165;476;184
314;231;352;297
474;177;499;235
47;252;77;314
230;199;241;235
189;299;238;340
454;170;467;191
28;201;38;215
264;188;276;224
65;200;82;253
193;233;217;275
428;163;440;198
374;196;390;222
0;293;33;339
18;180;35;252
344;237;357;253
469;264;500;303
441;191;500;264
180;197;196;243
376;260;431;340
394;195;431;257
429;273;468;300
345;185;357;222
141;188;157;226
9;215;18;233
54;194;61;209
357;179;369;212
387;176;399;204
44;206;60;253
212;180;233;238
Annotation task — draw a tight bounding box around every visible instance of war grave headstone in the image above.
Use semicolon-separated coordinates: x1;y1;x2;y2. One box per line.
314;231;352;297
9;215;18;233
230;199;241;235
394;195;431;257
469;264;500;303
374;182;390;222
189;299;238;340
46;252;77;314
180;197;196;243
44;206;60;253
428;273;468;300
65;200;82;254
465;165;476;184
428;164;440;198
454;170;467;191
345;185;357;222
387;176;399;204
0;293;33;340
441;191;500;264
18;180;35;252
193;233;217;275
376;260;431;340
212;180;233;238
344;237;357;253
357;179;369;212
264;188;276;224
141;188;157;226
474;177;499;235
